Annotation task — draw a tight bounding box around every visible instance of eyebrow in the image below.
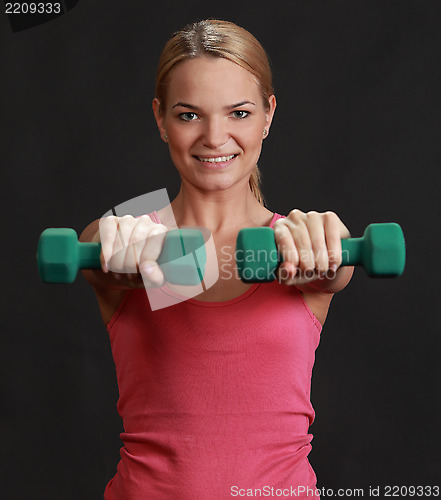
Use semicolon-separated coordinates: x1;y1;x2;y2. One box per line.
172;100;256;110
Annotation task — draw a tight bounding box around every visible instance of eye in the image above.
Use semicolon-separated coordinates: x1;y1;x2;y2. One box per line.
179;112;198;122
231;110;250;119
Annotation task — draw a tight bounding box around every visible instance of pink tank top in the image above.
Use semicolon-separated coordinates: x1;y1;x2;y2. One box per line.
104;213;322;500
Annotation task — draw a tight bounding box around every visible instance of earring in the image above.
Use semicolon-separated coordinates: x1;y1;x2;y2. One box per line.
164;134;168;141
263;129;268;137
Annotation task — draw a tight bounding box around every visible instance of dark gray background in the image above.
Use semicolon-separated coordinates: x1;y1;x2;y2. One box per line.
1;0;440;498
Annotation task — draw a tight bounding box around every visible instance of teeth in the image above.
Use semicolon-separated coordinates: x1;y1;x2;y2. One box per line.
197;154;236;163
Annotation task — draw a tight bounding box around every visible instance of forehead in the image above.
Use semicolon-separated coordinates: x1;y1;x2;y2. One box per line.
166;57;261;106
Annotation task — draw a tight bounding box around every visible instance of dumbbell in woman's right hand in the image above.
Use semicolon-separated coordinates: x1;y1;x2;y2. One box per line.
98;215;168;287
38;215;207;287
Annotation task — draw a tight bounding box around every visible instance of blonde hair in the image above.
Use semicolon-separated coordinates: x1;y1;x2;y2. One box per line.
155;19;274;205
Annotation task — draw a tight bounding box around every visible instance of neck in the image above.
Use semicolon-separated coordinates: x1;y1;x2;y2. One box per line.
164;182;271;234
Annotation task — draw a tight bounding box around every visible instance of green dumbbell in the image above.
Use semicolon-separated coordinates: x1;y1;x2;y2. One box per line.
37;228;206;286
236;223;406;282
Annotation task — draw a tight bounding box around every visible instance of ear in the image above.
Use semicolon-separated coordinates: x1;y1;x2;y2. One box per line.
152;98;168;142
264;95;277;137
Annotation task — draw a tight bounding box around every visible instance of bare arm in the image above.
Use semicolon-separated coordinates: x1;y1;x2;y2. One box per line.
274;209;354;325
79;216;167;324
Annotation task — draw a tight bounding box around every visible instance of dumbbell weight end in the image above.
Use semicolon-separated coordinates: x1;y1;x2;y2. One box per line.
341;223;405;277
37;228;101;283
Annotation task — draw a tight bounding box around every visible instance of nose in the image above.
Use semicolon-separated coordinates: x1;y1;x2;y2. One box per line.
202;117;230;150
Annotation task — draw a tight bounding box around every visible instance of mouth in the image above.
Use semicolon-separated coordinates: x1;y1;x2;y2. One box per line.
194;154;239;163
193;154;239;168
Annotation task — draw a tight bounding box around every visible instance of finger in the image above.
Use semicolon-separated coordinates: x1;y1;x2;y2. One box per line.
323;212;345;272
304;212;328;274
139;225;168;285
99;216;119;271
100;249;108;273
278;260;297;282
124;216;154;274
274;221;299;280
109;215;137;273
285;218;315;273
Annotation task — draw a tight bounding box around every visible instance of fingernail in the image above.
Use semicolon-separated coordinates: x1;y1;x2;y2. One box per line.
305;269;315;279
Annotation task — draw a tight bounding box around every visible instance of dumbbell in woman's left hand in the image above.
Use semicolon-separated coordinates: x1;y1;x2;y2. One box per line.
273;209;353;290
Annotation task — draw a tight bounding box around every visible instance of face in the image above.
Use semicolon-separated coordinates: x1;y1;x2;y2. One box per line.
153;56;276;195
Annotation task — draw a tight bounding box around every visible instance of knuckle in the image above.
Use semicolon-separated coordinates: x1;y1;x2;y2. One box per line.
139;214;153;222
324;210;338;222
99;216;116;230
149;225;167;237
306;210;320;218
121;215;136;228
274;224;291;242
273;220;288;237
288;208;304;221
137;215;154;229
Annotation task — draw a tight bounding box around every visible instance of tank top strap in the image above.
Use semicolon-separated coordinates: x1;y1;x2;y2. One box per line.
147;210;161;224
269;212;285;227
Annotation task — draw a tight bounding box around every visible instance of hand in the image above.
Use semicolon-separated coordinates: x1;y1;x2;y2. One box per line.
98;215;168;287
273;209;351;286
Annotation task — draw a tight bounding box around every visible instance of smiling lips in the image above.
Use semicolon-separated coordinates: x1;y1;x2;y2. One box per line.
195;154;238;163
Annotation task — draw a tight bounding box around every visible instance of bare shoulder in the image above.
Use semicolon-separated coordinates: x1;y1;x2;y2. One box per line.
300;291;335;326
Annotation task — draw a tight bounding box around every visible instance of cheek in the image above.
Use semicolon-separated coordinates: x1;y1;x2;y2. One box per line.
240;118;265;144
167;127;193;154
241;126;264;155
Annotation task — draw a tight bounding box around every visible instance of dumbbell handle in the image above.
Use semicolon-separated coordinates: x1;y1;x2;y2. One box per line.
75;241;101;269
72;237;369;275
340;237;363;266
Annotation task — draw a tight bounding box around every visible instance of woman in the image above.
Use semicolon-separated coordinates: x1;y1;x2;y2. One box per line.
81;19;353;499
